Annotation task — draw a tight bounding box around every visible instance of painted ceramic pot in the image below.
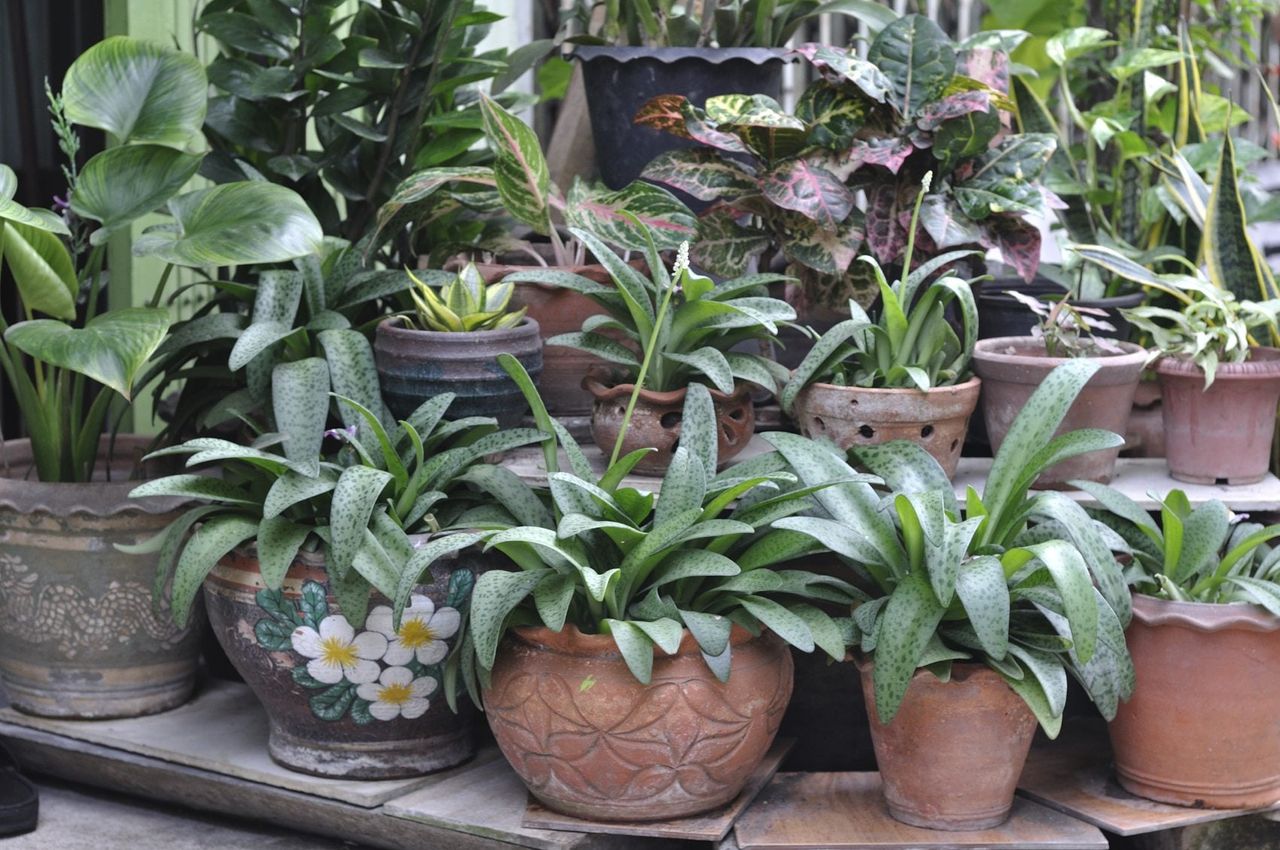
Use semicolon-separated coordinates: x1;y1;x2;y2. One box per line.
0;437;203;719
203;545;477;779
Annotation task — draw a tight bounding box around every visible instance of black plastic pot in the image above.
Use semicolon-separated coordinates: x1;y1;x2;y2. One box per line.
977;277;1144;341
574;46;789;190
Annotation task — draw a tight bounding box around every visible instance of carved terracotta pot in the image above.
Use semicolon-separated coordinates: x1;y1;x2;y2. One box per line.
0;437;203;718
1109;594;1280;808
203;546;477;779
584;371;754;475
859;659;1037;830
793;378;981;479
484;625;793;822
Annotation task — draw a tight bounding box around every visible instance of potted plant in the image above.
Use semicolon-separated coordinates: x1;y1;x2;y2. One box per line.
973;292;1148;487
396;355;860;821
374;263;541;427
372;94;695;416
773;361;1135;830
135;386;543;778
0;37;320;719
508;230;792;473
780;175;981;478
1080;481;1280;807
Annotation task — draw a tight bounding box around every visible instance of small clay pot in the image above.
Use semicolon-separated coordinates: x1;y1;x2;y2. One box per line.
972;337;1147;488
793;378;981;479
1155;348;1280;485
858;658;1037;831
584;372;754;475
1109;594;1280;808
484;625;793;822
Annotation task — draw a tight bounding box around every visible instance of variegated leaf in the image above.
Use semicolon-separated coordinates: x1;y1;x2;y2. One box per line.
761;159;854;229
641;149;759;203
793;43;892;103
563;178;695;251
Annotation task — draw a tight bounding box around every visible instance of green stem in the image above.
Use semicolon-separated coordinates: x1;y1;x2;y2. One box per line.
70;244;107;449
610;264;679;467
147;262;175;309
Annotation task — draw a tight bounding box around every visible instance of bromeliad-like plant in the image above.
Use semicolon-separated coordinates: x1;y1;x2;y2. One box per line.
407;263;526;333
771;360;1136;732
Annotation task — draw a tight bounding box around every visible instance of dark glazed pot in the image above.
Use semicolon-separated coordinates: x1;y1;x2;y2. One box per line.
484;625;793;822
1109;594;1280;808
0;437;203;719
859;659;1038;831
793;378;981;479
1155;348;1280;485
584;372;754;474
374;317;542;428
977;277;1144;342
972;338;1147;488
203;546;477;779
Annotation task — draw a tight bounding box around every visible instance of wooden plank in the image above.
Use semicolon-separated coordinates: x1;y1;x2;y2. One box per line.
521;738;792;841
1018;723;1280;836
733;772;1108;850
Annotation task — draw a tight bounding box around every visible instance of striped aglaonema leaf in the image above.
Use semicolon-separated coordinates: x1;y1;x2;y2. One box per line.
641;149;759;203
563;179;696;252
479;94;552;234
1204;131;1272;302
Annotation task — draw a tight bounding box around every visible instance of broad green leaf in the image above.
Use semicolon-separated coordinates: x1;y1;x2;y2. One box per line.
634;617;684;655
665;348;735;395
853;440;958;519
256;514;310;589
780;318;866;415
1170;500;1230;584
271;358;329;477
71;145;202;238
328;466;393;578
546;332;639;367
867;15;956;118
5;307;169;399
792;603;847;660
954;554;1009;659
650;549;741;587
678;382;719;476
605;619;656;683
0;166;70;234
0;221;77;319
563;179;695;252
457;465;553;529
871;570;946;722
170;514;258;627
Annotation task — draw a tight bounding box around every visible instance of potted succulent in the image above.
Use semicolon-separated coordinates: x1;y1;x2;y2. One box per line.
372;94;694;417
973;292;1148;487
0;37;320;719
1081;482;1280;807
781;176;981;478
374;263;541;427
508;229;793;473
135;386;542;779
396;355;861;821
774;361;1135;830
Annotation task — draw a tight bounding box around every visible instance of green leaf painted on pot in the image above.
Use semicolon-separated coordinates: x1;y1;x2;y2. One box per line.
349;697;375;725
256;586;301;626
71;145;203;240
299;580;329;631
0;220;78;320
255;617;294;651
867;15;956;118
310;682;355;721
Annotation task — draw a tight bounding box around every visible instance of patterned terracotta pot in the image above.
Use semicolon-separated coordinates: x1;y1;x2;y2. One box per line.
203;546;477;779
0;437;203;718
484;625;793;822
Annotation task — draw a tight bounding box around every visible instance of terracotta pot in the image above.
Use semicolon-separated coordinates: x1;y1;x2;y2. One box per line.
374;316;542;428
584;373;754;475
793;378;981;479
203;546;477;779
972;337;1147;488
484;625;793;821
1155;349;1280;485
858;659;1037;830
0;437;204;719
1109;594;1280;808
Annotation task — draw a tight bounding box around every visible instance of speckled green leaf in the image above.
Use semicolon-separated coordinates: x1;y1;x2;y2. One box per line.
257;514;310;590
867;15;956;118
792;603;847;660
781;318;866;416
656;447;709;533
634;618;684;655
997;662;1063;738
271;358;328;477
871;570;946;722
128;473;255;506
665;348;735;395
532;573;575;632
954;554;1009;659
605;620;656;684
1019;540;1097;663
547;332;639;367
462;565;549;670
1007;642;1067;718
926;516;982;606
852;440;958;518
263;469;337;519
318;328;390;432
740;594;815;652
675;381;719;476
171;515;258;627
457;465;552;529
1012;430;1125;503
1026;492;1132;627
1171;500;1230;584
651;550;740;587
328;466;393;578
393;533;484;623
681;609;732;658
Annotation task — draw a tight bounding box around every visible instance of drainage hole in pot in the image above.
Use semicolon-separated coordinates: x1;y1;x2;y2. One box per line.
723;423;739;445
728;407;746;421
921;424;934;439
811;416;825;433
858;424;875;439
950;439;959;452
660;411;682;430
615;405;626;416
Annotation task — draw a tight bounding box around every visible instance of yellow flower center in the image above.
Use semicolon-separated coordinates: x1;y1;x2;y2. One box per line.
379;683;414;706
320;636;357;668
398;618;436;649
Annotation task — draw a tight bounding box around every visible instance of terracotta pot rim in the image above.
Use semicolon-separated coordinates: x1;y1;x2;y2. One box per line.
805;375;981;397
376;315;541;342
583;371;751;404
1154;347;1280;379
1131;592;1280;632
973;336;1148;368
510;623;757;658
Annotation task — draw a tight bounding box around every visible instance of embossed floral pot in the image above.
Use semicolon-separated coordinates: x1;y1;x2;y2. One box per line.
1109;594;1280;808
203;545;477;779
484;625;793;822
0;437;203;719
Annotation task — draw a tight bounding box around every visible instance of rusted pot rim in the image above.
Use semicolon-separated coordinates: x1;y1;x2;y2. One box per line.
0;435;188;517
1154;346;1280;380
376;316;541;343
805;374;981;399
583;370;751;404
1131;592;1280;633
974;337;1148;369
510;623;756;659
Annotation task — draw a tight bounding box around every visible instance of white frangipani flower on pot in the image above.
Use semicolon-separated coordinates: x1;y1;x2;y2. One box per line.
367;596;460;667
357;667;439;721
290;615;387;685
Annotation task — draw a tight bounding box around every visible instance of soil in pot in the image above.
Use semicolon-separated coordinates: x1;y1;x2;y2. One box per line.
858;659;1038;831
1109;594;1280;808
1154;348;1280;485
793;378;981;479
584;371;755;475
972;338;1147;488
0;437;204;719
374;317;542;428
483;624;793;822
203;547;479;780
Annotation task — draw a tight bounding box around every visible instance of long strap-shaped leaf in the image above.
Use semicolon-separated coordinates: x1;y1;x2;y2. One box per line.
1204;129;1268;303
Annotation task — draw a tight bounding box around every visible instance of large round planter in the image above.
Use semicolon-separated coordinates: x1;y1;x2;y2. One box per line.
1154;349;1280;485
976;277;1144;342
858;659;1038;831
1109;594;1280;808
574;46;788;191
584;373;754;475
0;437;203;718
793;378;981;479
484;625;793;822
972;338;1147;488
203;546;477;779
374;317;542;428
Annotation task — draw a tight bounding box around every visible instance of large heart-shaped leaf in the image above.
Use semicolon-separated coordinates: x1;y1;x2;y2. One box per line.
4;307;169;399
867;15;957;118
0;166;70;235
72;145;203;241
0;221;77;320
133;182;322;266
62;36;207;148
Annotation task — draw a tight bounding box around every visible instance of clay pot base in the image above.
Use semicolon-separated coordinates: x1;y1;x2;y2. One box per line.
269;723;474;780
1170;470;1267;487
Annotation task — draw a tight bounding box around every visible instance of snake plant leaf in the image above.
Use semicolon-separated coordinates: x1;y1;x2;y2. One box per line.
271;358;329;478
996;662;1063;738
478;94;552;234
5;307;169;400
170;514;259;628
0;221;77;320
134;182;322;266
1204;130;1268;302
532;573;576;632
256;514;311;590
62;36;207;148
328;466;393;579
72;145;203;241
263;469;339;519
871;569;947;722
867;15;956;119
739;595;815;652
664;348;736;394
954;554;1009;660
605;619;656;684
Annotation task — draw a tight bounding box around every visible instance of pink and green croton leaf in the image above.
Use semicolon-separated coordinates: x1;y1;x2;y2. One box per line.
795;81;873;150
760;158;855;229
865;183;909;263
563;179;696;252
953;133;1057;221
641;149;760;203
985;216;1043;282
634;95;746;153
690;206;772;278
793;43;893;104
915;91;992;131
867;15;957;119
778;210;864;275
844;137;917;176
703;94;809;163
